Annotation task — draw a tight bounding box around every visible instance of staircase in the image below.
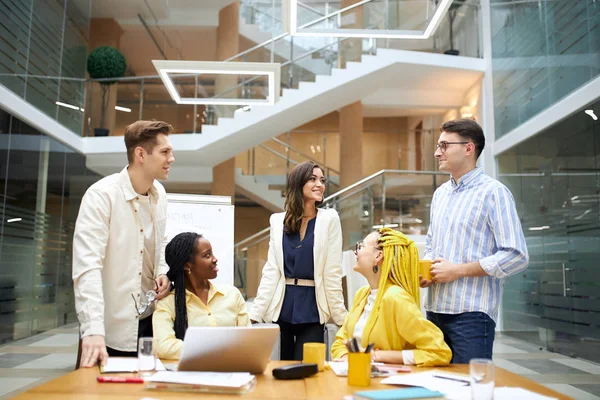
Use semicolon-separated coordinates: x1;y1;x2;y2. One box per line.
238;1;332;77
84;48;485;170
235;168;285;212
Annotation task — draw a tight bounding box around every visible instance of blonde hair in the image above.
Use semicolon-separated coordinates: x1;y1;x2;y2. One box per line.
362;227;421;344
376;227;421;307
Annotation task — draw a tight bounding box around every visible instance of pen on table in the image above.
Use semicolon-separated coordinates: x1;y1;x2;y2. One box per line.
97;376;145;384
432;374;470;384
364;343;375;353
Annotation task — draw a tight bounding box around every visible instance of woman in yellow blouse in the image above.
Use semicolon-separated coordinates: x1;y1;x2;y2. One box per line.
153;232;250;359
331;228;451;367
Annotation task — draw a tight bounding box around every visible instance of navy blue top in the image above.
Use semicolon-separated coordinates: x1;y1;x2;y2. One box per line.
277;216;320;324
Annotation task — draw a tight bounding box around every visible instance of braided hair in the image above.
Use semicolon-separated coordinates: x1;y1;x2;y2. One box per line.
165;232;202;340
360;228;421;347
376;228;421;307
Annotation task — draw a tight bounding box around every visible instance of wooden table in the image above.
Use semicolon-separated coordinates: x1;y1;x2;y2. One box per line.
13;361;572;399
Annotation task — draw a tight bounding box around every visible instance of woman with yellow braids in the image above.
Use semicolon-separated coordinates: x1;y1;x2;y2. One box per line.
331;228;451;367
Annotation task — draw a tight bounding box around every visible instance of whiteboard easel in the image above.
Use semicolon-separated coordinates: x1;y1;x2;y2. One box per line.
166;194;234;286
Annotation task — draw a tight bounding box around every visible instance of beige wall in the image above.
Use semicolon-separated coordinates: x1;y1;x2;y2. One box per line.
234;206;271;243
237;112;420;178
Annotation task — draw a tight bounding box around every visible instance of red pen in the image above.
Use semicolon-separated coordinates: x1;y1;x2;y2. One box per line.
97;376;144;384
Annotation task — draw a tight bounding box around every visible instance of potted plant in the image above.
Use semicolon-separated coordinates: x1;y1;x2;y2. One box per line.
87;46;127;136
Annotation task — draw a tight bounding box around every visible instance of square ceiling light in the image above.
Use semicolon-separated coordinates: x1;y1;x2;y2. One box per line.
289;0;453;39
153;60;281;106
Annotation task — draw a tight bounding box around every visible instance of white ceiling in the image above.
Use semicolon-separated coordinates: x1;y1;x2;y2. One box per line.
361;63;482;117
72;0;236;26
362;106;451;117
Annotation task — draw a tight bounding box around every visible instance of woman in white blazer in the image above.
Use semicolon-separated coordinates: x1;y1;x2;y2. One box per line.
249;161;347;360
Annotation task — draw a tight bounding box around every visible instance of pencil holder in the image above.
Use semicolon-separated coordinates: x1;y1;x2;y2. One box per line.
348;352;371;387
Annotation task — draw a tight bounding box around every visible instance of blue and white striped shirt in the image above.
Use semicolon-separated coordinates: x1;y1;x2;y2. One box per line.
425;167;529;323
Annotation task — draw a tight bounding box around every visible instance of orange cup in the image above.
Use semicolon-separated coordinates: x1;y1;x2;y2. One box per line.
419;260;433;281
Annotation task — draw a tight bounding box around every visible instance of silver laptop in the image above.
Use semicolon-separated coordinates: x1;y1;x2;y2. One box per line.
177;324;280;374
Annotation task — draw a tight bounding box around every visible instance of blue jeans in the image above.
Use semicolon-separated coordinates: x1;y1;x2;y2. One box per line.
427;311;496;364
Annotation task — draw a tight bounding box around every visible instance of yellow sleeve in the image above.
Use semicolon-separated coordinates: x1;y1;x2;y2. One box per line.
152;294;183;360
330;286;369;360
385;292;452;367
331;317;350;360
235;290;251;327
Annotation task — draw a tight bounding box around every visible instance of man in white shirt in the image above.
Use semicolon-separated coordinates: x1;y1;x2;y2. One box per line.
73;120;175;367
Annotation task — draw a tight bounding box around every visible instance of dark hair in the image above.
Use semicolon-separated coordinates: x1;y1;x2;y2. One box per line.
283;161;324;233
441;118;485;159
165;232;202;340
124;120;173;163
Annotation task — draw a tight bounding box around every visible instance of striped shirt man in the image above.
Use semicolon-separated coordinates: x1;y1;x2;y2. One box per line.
424;167;529;323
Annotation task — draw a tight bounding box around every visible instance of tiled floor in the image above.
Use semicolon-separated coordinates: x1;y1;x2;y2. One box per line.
1;326;600;399
0;323;79;399
493;335;600;400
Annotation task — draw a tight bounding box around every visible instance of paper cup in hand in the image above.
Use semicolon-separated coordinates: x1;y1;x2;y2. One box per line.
419;260;433;281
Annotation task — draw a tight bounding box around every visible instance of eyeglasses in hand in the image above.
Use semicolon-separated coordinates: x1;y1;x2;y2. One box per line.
132;288;158;316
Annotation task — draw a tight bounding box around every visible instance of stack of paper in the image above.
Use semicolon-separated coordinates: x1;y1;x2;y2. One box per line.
144;371;256;394
380;371;470;391
442;386;558;400
100;357;166;373
380;372;558;400
328;361;410;377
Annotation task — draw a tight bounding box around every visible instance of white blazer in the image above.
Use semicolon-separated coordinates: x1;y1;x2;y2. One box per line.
249;208;347;325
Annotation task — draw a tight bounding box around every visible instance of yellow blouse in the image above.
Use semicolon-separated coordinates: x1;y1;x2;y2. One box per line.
331;284;451;367
153;283;250;359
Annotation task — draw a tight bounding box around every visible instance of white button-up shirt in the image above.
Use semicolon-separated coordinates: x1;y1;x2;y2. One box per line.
72;166;168;351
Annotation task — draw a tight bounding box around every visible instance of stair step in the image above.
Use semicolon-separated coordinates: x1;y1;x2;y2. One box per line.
345;61;364;69
281;88;297;97
298;81;316;90
315;74;331;84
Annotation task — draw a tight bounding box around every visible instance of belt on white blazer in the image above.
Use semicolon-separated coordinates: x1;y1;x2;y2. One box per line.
285;277;315;287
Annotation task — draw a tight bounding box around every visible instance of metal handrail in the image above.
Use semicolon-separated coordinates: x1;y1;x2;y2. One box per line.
298;1;328;17
236;227;270;249
234;169;448;249
270;137;341;175
296;0;373;30
255;141;339;179
215;34;355;100
224;32;289;62
324;169;448;202
227;0;365;63
258;143;300;164
243;2;282;22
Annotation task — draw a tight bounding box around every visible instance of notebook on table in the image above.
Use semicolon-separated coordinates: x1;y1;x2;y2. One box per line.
353;387;444;400
145;371;256;394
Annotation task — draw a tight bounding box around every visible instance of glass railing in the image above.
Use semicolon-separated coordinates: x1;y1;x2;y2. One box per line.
238;137;341;198
234;169;449;296
80;0;481;136
241;0;285;35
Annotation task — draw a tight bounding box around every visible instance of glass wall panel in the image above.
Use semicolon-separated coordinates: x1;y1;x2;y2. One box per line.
491;0;599;138
0;0;91;136
499;99;600;362
0;108;99;344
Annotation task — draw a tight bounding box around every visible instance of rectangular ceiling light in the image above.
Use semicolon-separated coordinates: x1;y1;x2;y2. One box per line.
289;0;453;39
153;60;281;106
